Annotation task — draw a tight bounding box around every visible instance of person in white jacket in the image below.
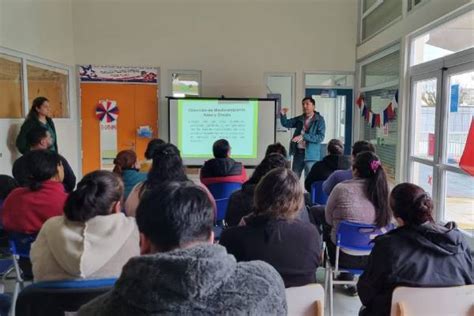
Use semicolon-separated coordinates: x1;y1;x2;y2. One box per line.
30;170;140;281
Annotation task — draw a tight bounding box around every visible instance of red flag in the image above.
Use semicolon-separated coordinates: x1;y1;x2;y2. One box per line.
459;118;474;176
375;114;381;127
356;94;365;109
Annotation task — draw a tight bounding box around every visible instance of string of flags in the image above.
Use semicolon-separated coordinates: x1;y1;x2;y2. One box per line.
356;90;398;128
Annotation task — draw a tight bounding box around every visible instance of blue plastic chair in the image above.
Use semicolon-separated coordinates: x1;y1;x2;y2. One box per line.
311;181;329;205
8;232;37;315
215;198;230;223
325;221;394;316
207;182;242;200
16;278;117;316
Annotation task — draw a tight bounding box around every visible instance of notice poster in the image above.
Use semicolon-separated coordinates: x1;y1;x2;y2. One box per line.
96;100;119;170
177;99;258;158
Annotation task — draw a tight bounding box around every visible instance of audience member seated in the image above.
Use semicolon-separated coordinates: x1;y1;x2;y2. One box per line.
0;175;17;219
30;170;139;282
322;140;375;195
140;138;165;172
357;183;473;316
78;182;287;315
125;143;215;216
225;153;289;227
304;138;350;192
265;142;288;158
2;150;67;234
13;126;76;192
220;168;321;288
200;139;247;186
325;152;391;271
113;150;146;199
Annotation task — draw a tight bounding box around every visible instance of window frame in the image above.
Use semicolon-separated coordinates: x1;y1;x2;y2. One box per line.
0;51;25;118
0;46;73;120
358;0;403;43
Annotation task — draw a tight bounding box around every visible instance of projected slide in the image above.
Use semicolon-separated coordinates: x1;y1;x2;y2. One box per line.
169;97;276;166
177;99;258;158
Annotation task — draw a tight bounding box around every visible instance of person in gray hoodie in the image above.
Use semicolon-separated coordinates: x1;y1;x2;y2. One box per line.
357;183;473;316
78;181;287;316
30;170;139;281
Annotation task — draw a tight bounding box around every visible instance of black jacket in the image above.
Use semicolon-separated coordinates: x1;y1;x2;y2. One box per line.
12;153;76;193
357;222;473;316
220;216;321;288
225;183;256;227
200;158;243;178
16;117;58;154
304;154;350;192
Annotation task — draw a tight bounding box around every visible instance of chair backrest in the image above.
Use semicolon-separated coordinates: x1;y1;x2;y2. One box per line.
336;221;393;252
8;232;37;258
207;182;242;200
390;285;474;316
286;284;325;316
311;181;328;205
215;198;230;222
16;278;117;316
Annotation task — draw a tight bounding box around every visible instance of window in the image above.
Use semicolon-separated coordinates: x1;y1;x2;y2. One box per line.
411;10;474;66
361;0;402;41
27;61;69;118
169;70;201;97
359;48;400;182
0;53;23;118
408;13;474;232
407;0;425;12
304;73;354;88
266;73;295;132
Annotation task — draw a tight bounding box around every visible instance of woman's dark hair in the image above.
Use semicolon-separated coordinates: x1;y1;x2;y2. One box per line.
213;139;230;158
24;150;61;191
390;183;434;226
265;142;288;158
352;140;375;157
64;170;123;222
113;150;137;174
254;167;303;220
247;153;289;185
353;151;391;227
327;139;344;155
27;97;49;120
141;143;188;195
136;181;214;252
144;138;166;160
0;175;18;200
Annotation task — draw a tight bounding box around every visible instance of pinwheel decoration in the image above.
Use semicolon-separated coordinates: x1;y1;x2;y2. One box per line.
96;100;119;123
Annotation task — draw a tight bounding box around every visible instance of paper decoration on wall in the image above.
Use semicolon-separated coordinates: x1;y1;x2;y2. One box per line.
459;118;474;176
80;65;158;83
356;90;398;128
96;100;119;170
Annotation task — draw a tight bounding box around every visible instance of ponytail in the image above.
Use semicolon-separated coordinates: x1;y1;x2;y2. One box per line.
390;183;434;226
64;170;123;222
353;151;391;227
113;150;137;175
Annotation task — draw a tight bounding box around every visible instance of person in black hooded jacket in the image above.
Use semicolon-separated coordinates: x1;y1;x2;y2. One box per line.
357;183;473;316
200;139;247;186
304;138;350;192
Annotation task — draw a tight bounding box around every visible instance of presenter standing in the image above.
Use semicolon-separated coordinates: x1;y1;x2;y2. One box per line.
16;97;58;154
280;97;325;179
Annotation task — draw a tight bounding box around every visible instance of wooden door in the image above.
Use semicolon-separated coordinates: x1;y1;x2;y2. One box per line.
80;83;158;174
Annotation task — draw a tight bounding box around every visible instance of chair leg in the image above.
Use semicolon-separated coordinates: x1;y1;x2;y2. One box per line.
329;271;334;316
10;281;20;316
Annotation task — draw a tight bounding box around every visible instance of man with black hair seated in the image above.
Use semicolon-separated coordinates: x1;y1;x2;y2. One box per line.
78;182;287;315
200;139;247;186
13;126;76;192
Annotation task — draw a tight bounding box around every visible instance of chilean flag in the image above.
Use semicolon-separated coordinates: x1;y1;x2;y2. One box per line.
460;118;474;176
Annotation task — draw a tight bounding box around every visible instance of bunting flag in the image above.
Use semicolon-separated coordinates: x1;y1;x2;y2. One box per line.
357;90;399;128
459;118;474;176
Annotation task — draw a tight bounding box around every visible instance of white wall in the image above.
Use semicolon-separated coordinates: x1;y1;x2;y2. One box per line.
0;0;79;177
72;0;358;140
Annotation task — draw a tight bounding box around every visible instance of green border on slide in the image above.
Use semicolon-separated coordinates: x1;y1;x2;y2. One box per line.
179;99;259;158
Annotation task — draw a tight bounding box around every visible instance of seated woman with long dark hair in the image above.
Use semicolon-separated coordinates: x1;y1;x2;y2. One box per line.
220;168;321;288
31;170;139;281
357;183;473;316
2;150;66;234
325;151;392;270
125;143;214;216
112;150;146;200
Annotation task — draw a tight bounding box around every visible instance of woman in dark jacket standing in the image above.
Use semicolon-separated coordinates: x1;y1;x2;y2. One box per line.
357;183;473;316
220;167;321;288
16;97;58;154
